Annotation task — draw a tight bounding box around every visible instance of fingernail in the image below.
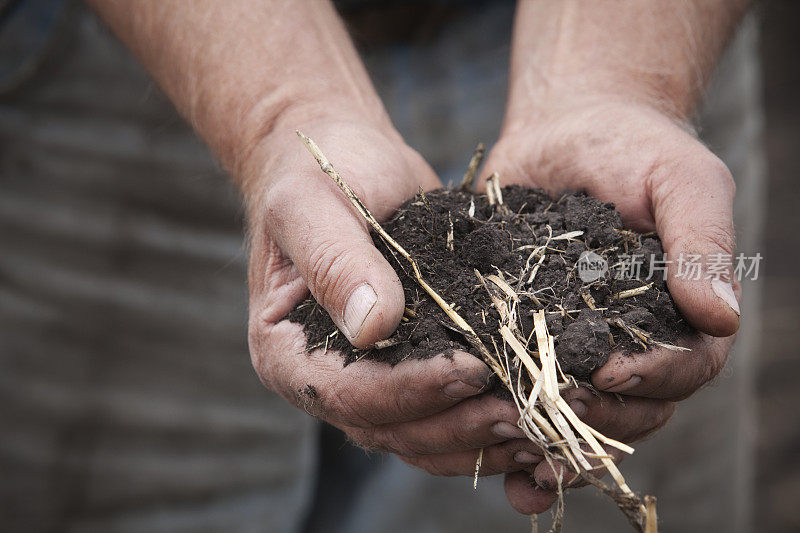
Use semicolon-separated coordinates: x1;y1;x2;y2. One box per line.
492;421;526;439
443;380;482;399
567;399;588;418
343;284;377;339
711;278;740;316
514;451;541;464
604;375;642;393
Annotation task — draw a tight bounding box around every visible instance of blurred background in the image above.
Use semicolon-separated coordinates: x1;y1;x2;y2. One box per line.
756;1;800;530
0;0;797;532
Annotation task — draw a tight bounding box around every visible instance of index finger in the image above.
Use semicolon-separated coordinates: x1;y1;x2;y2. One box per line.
591;332;736;400
252;320;492;428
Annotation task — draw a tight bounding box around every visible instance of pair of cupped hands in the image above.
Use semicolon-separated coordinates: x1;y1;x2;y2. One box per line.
244;97;740;514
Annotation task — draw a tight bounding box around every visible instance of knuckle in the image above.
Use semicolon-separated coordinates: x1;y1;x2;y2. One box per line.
699;349;727;387
668;219;735;259
369;426;421;457
654;401;676;430
647;359;677;397
327;382;373;428
444;407;487;451
306;240;346;304
632;401;674;441
249;238;295;295
588;396;614;429
385;366;435;420
390;392;428;423
305;239;359;311
391;361;465;419
701;221;736;256
487;446;526;475
687;341;730;396
446;425;478;451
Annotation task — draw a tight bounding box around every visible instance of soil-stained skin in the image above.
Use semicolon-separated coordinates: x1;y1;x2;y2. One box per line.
288;186;692;382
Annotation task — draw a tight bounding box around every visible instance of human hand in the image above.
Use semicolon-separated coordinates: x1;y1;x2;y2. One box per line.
245;116;558;478
485;99;740;513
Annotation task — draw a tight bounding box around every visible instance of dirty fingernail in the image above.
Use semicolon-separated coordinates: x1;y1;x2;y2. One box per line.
492;421;526;439
711;278;740;316
514;451;541;464
452;354;492;390
568;399;588;418
443;380;482;399
343;284;377;339
604;375;642;393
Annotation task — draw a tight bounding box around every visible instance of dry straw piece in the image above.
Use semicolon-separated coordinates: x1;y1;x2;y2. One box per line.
297;131;657;533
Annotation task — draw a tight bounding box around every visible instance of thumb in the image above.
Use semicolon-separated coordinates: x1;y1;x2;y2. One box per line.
651;153;740;337
263;174;405;349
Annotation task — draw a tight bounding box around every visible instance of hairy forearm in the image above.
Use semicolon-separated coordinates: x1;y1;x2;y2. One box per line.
86;0;388;190
505;0;752;125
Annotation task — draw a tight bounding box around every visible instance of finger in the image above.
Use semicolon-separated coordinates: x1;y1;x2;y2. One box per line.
260;141;439;348
399;439;544;477
249;320;491;427
649;150;740;337
591;333;735;400
504;471;559;515
562;387;675;442
348;394;526;456
263;174;402;348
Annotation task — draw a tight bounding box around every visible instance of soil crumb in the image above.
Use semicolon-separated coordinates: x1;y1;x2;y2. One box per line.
287;186;693;381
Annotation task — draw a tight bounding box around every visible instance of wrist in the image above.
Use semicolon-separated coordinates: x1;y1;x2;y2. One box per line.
504;0;737;133
518;70;696;121
501;90;694;140
238;110;420;230
233;96;396;195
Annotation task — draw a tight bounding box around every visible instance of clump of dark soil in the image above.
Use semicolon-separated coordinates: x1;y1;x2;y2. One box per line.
287;186;693;381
